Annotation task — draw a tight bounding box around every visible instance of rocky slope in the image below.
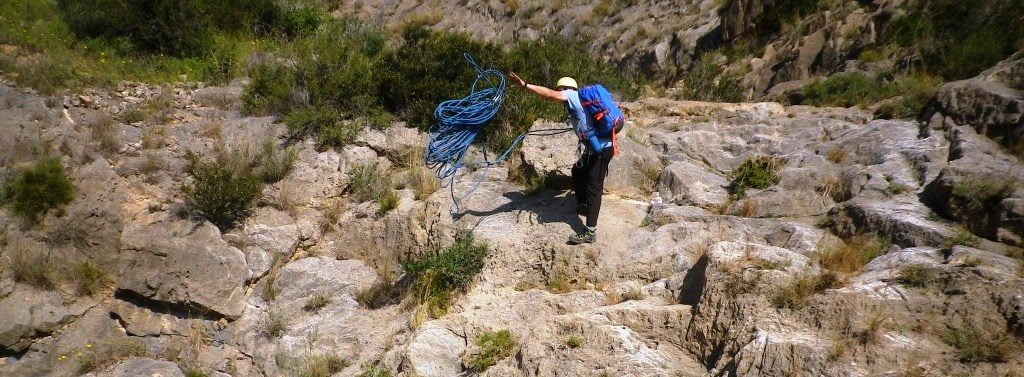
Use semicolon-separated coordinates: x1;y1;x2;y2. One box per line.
0;50;1022;376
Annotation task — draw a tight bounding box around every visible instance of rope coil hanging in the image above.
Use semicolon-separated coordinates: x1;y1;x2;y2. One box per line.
425;53;570;213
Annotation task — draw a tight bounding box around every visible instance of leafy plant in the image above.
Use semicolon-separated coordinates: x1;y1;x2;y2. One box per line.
183;150;263;230
941;325;1020;363
2;157;75;221
895;264;935;288
728;156;782;199
467;329;517;371
404;232;488;317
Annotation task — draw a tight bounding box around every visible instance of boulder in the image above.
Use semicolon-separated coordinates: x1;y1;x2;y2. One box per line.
931;52;1024;152
0;286;96;353
403;322;466;377
118;216;248;319
517;121;577;187
91;358;184;377
273;257;382;311
658;159;728;208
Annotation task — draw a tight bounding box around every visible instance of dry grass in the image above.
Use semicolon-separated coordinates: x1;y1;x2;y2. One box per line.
637;161;662;194
87;114;119;153
825;148;845;163
770;272;841;309
817;235;889;274
76;338;149;375
7;240;56;290
140;125;167;149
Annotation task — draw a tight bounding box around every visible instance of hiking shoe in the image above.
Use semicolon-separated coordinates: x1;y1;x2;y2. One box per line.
568;229;596;245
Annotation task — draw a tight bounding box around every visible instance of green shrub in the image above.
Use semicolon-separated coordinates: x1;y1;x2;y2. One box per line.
303;292;330;312
255;139;296;183
2;157;75;221
347;163;398;214
242;63;300;116
69;259;110;296
467;329;517;371
942;325;1020;363
803;72;879;108
728;156;782;199
404;232;488;316
676;54;745;103
183;368;208;377
942;229;980;249
566;335;583;349
895;264;935;288
951;179;1013;212
881;0;1024;80
57;0;280;57
356;364;391;377
299;354;349;377
283;108;362;151
183;151;263;231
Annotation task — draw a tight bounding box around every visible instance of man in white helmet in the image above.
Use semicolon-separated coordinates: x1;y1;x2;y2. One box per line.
508;72;613;245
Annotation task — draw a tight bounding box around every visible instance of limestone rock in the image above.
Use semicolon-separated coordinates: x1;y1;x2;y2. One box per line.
118;216;248;319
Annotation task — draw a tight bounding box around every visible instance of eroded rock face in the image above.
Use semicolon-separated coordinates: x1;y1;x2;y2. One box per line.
118;216;248;319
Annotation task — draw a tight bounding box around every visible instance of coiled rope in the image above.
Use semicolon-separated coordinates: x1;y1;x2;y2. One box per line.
425;53;571;213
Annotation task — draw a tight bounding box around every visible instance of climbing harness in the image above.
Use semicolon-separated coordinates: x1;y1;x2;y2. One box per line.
425;53;571;213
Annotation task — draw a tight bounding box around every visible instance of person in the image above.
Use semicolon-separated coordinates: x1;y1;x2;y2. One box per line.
508;72;614;245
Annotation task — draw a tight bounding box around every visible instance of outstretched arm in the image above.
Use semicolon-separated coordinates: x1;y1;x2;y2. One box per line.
509;72;566;102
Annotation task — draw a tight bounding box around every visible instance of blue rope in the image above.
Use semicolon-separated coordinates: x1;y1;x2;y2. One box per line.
425;53;570;213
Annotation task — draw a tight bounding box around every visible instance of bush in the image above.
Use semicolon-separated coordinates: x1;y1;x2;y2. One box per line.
2;157;75;221
57;0;280;57
404;232;488;317
467;329;517;371
728;156;782;199
881;0;1024;80
895;264;935;288
942;325;1020;363
347;163;398;214
283;108;360;151
69;259;110;296
802;72;941;119
566;335;583;349
676;54;745;103
242;63;301;116
255;139;296;183
183;150;263;231
299;354;349;377
357;364;391;377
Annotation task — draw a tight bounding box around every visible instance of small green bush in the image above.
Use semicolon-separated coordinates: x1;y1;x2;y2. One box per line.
951;179;1013;212
184;151;263;231
69;259;110;296
302;293;330;312
283;108;361;151
895;264;934;288
728;156;782;199
404;232;488;316
57;0;280;57
347;163;398;214
566;335;583;349
467;329;517;371
356;364;391;377
942;229;980;249
676;54;745;103
183;369;208;377
242;63;300;116
263;310;287;339
255;139;296;183
299;354;349;377
2;157;75;221
881;0;1024;80
802;72;941;119
942;325;1019;363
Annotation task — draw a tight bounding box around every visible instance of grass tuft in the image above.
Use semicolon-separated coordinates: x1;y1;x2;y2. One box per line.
895;264;935;288
404;232;488;318
302;292;330;312
770;272;841;309
941;325;1020;363
817;236;889;274
298;354;349;377
728;156;782;199
467;329;517;372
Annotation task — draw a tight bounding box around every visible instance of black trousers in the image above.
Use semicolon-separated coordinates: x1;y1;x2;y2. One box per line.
571;148;613;228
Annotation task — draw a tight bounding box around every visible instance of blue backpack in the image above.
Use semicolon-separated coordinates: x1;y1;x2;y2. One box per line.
579;84;625;139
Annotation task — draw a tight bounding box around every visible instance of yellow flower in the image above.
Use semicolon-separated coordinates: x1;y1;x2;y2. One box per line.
85;343;93;349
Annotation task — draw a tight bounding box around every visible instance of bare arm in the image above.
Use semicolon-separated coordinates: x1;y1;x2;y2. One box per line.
509;72;566;102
